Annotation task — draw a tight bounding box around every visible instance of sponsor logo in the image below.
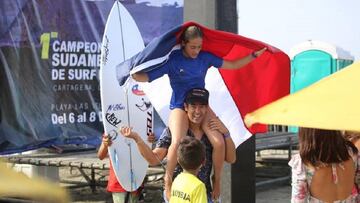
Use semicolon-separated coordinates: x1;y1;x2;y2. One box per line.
135;98;152;112
131;84;145;96
107;130;118;141
146;111;153;137
105;112;121;127
107;103;125;112
172;190;190;201
101;35;109;66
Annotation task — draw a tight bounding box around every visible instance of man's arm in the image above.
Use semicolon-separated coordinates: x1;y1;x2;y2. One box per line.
133;134;167;166
120;126;167;166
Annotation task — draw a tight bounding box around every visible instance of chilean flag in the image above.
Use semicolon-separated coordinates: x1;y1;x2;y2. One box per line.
117;21;290;146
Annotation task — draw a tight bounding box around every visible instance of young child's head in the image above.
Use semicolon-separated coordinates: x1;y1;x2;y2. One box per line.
177;136;205;171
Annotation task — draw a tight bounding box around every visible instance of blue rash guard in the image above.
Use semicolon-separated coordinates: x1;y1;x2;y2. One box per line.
147;49;223;109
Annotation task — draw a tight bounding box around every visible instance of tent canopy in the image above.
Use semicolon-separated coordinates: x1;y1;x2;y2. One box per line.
245;62;360;132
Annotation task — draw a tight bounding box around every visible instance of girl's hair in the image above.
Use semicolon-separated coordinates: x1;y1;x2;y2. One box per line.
299;127;357;167
180;25;203;43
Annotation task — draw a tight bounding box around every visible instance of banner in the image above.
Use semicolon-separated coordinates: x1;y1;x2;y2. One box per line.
0;0;183;154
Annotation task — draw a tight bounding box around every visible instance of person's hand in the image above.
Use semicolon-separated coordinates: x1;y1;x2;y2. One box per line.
209;117;229;135
254;47;267;57
102;134;112;147
147;133;156;143
212;179;221;201
120;126;138;140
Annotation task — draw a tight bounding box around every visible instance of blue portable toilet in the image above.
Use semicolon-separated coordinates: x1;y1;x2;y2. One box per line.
288;40;354;132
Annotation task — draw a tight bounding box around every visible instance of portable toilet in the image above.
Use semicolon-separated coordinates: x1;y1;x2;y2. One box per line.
288;40;354;132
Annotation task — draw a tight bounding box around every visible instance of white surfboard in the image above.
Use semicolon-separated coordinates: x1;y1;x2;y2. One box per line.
99;1;152;191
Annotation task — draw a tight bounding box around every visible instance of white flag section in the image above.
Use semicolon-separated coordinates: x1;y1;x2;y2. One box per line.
205;68;252;146
140;67;252;147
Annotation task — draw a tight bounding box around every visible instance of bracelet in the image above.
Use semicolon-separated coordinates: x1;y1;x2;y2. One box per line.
251;51;257;58
223;133;231;139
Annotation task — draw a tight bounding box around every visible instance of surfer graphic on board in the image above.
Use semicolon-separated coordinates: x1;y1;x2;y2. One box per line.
135;98;152;112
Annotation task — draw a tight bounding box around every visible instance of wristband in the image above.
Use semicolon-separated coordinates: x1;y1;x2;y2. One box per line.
223;133;231;139
251;51;257;58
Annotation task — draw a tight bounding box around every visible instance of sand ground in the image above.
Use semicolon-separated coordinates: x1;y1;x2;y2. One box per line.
66;183;292;203
60;167;164;203
257;184;291;203
60;149;292;203
62;168;292;203
63;178;292;202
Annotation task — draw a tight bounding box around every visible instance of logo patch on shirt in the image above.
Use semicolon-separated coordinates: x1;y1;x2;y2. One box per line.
172;190;191;201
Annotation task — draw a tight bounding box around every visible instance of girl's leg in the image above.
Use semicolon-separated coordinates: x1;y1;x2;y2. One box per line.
112;192;139;203
112;192;126;203
164;108;189;200
202;107;225;200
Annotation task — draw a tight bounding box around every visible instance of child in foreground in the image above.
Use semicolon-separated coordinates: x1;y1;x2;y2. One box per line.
170;136;207;203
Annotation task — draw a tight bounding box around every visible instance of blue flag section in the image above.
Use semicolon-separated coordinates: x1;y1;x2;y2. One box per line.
0;0;183;154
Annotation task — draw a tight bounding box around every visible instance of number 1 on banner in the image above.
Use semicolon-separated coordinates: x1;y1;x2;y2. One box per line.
40;32;58;59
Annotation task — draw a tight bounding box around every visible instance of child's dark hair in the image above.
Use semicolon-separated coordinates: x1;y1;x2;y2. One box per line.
177;136;205;170
180;25;203;43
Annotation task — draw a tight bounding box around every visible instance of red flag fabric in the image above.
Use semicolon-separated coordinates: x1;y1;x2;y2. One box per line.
178;22;290;133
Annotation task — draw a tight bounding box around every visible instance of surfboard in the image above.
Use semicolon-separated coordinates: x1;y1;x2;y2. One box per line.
99;1;151;191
